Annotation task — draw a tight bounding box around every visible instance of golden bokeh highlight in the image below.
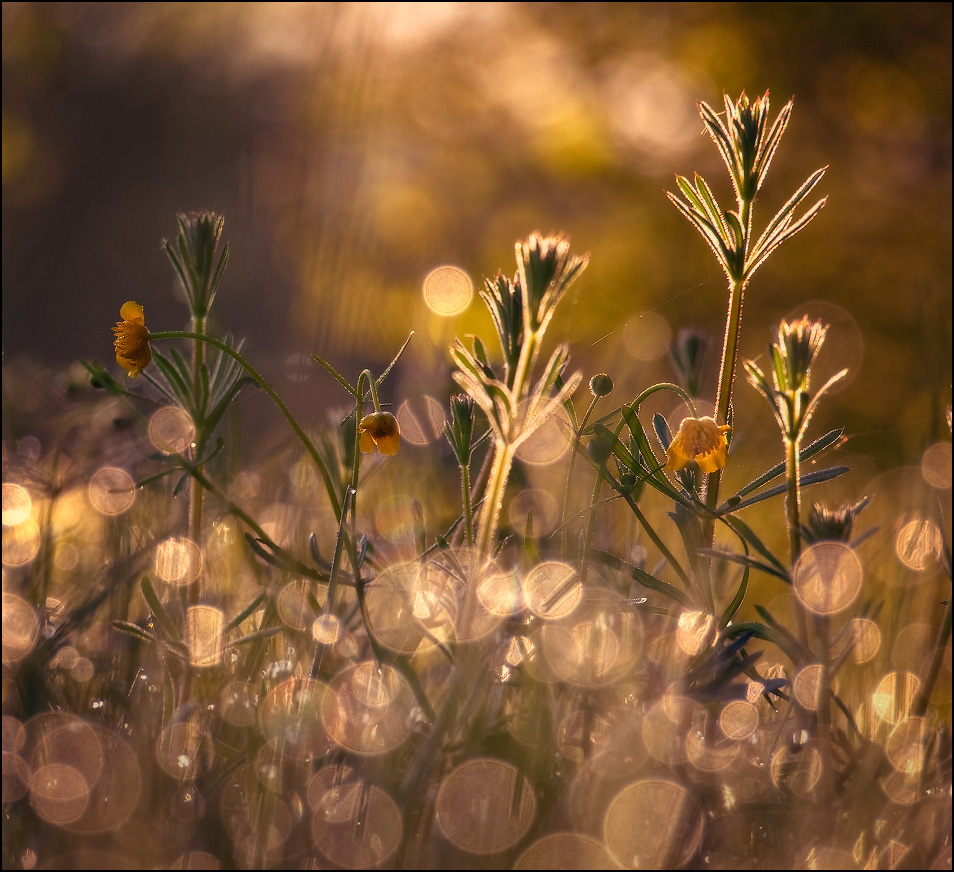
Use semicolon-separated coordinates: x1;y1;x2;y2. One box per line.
537;587;641;687
891;622;933;674
556;709;614;763
793;664;825;711
920;440;952;488
157;721;202;781
642;695;701;765
308;766;403;868
312;613;341;645
623;310;672;362
604;778;702;869
793;541;863;615
845;617;881;663
219;681;257;728
2;482;32;526
435;757;536;854
513;832;618;870
2;593;39;662
2;516;40;566
770;743;822;796
422;265;473;316
885;715;933;774
149;406;196;454
259;677;334;761
872;671;921;724
396;395;446;446
2;716;26;753
685;729;739;772
515;405;572;465
29;763;90;825
155;537;203;586
523;561;581;619
322;662;414;755
719;700;759;740
675;610;715;656
276;579;319;631
477;566;524;616
25;714;140;834
508;486;560;537
186;605;224;667
363;563;429;654
87;466;136;515
894;517;941;570
374;492;418;544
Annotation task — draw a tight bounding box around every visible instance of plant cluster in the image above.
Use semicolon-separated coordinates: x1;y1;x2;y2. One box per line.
2;92;951;870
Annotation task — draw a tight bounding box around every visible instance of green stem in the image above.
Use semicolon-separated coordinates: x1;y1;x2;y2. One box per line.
706;277;745;517
460;462;474;549
561;394;600;558
326;370;374;613
475;329;540;559
150;331;341;519
188;314;206;607
577;455;604;586
476;440;516;559
786;433;802;565
914;587;953;717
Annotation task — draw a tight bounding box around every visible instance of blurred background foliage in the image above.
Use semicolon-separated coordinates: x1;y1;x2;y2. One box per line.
3;1;951;470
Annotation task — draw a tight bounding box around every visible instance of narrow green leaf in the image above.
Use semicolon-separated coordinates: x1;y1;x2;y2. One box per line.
375;332;415;388
312;355;358;397
753;99;792;185
111;620;158;643
726;428;844;502
720;466;848;514
151;351;192;409
722;516;789;577
719;545;750;628
225;592;267;632
668;194;734;275
695;175;733;242
140;576;182;642
652;413;672;452
592;550;696;609
702;548;791;584
232;626;283;647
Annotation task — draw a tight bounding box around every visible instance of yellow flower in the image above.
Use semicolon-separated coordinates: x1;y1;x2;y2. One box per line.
358;411;401;456
112;301;152;378
666;416;731;474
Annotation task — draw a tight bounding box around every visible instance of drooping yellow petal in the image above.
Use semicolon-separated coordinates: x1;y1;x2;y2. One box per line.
666;416;730;473
358;412;401;456
113;301;151;377
358;430;377;454
119;300;146;324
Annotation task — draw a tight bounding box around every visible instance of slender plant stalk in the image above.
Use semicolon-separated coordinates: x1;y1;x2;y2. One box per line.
187;314;207;613
561;393;601;557
476;441;517;559
460;461;474;549
706;276;746;520
914;590;953;717
786;430;802;564
475;329;539;558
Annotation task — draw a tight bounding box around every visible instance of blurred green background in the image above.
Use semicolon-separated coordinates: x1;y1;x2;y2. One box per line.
3;2;951;469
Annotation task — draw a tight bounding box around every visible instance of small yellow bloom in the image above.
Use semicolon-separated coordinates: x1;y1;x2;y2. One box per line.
358;411;401;456
112;300;152;378
666;416;731;474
